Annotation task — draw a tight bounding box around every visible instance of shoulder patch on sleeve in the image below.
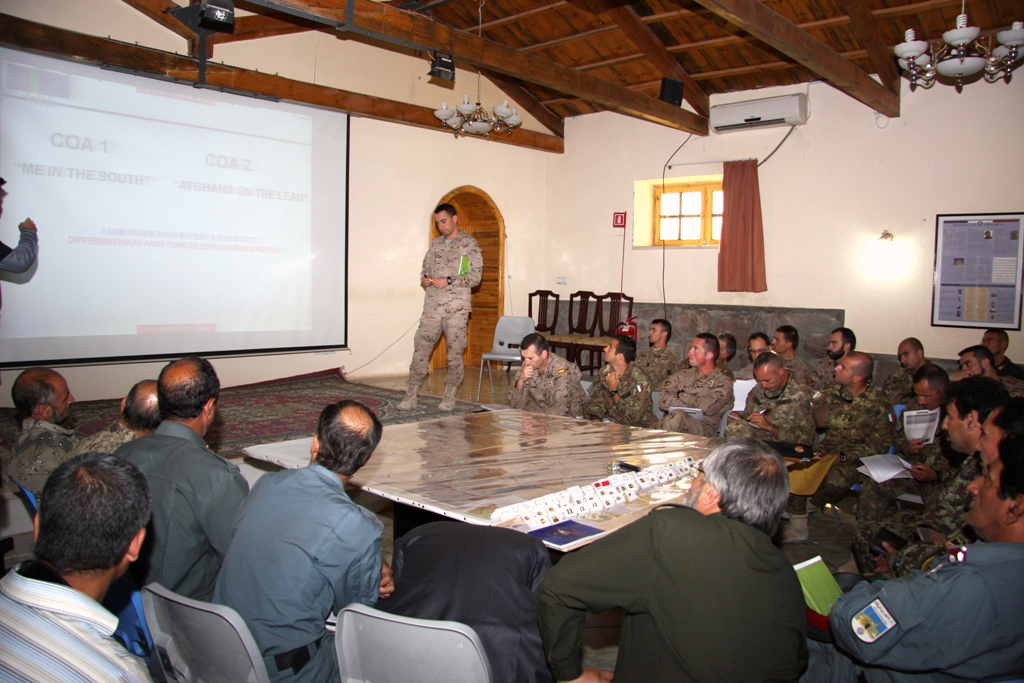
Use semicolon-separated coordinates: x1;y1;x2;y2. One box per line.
851;598;897;643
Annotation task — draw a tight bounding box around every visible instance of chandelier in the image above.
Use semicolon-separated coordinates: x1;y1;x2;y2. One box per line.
432;0;522;138
894;5;1024;90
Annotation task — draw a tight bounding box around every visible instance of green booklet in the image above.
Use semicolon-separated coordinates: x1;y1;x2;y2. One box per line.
793;555;843;616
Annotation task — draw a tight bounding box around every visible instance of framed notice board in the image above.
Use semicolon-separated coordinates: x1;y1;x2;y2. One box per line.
932;212;1024;330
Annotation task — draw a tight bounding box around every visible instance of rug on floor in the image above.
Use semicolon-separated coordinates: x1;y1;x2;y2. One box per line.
0;369;479;460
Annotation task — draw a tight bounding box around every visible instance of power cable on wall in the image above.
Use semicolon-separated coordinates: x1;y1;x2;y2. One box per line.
344;316;420;376
660;134;693;318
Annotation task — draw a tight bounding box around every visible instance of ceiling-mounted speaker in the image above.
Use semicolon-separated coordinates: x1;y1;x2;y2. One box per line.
658;78;685;107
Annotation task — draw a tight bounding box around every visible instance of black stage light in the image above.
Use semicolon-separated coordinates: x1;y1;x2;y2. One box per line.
199;0;234;32
428;53;456;82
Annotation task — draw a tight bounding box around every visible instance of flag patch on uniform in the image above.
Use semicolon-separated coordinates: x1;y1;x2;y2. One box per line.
851;599;896;643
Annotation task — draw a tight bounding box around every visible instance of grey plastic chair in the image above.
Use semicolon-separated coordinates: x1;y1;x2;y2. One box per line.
476;315;535;402
142;583;270;683
336;602;492;683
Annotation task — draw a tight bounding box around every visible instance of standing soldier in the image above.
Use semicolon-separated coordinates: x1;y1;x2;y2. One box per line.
632;319;682;387
398;204;483;412
725;352;815;446
586;335;656;427
780;351;897;543
508;333;588;418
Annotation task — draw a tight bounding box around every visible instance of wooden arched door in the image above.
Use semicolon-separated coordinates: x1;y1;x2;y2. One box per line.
428;187;505;374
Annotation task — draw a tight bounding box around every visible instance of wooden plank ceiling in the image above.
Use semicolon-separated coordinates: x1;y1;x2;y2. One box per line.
6;0;1021;149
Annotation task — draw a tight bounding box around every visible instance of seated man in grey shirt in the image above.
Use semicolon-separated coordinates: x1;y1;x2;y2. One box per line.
214;400;393;683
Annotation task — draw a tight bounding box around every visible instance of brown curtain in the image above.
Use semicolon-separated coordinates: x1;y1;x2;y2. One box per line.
717;159;767;293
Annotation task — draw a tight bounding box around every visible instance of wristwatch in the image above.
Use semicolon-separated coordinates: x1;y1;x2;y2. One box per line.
447;276;453;285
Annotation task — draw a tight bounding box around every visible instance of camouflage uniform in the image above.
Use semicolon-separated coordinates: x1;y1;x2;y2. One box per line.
716;357;735;381
781;355;810;386
7;419;78;497
809;356;837;393
407;231;483;390
788;387;897;514
68;420;137;457
852;453;980;576
657;367;734;438
1001;375;1024;398
508;352;588;418
586;363;656;428
735;365;754;381
632;346;682;387
724;376;815;445
880;366;915;406
856;398;956;522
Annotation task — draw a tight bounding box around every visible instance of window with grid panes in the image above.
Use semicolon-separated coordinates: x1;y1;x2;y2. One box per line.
653;180;723;246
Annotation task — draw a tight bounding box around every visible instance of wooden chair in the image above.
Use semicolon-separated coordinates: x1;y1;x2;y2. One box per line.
575;292;634;372
544;291;599;364
528;290;560;335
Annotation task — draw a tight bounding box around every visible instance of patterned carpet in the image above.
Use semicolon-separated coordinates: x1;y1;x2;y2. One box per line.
0;369;479;460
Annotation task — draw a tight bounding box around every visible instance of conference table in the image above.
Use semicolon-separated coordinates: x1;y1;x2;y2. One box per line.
245;409;715;549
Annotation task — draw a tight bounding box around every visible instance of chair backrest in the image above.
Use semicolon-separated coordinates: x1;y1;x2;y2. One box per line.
651;391;665;420
732;379;758;414
337;603;492;683
487;316;536;356
527;290;560;334
142;583;270;683
566;291;600;336
595;292;634;337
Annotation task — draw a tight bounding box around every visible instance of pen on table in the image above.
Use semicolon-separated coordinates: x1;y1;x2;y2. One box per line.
616;461;642;472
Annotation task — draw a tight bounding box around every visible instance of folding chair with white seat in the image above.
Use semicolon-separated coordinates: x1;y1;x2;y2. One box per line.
476;316;535;402
142;582;270;683
336;603;492;683
651;391;665;420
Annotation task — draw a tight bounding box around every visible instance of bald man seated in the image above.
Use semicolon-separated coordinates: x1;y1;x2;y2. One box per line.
116;356;249;601
8;367;78;497
69;380;160;457
215;400;393;683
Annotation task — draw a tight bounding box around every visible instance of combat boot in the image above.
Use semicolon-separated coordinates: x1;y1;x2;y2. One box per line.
779;513;809;544
438;385;458;411
397;386;418;410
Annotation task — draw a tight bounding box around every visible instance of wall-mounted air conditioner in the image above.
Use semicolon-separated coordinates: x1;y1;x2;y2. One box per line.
709;93;809;134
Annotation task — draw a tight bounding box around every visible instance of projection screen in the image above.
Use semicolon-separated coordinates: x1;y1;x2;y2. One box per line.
0;47;348;367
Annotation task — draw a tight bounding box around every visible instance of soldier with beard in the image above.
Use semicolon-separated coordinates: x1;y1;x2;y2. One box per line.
7;368;78;498
809;327;856;393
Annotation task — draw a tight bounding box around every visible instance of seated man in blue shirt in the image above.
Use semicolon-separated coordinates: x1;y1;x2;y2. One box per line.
804;423;1024;682
214;400;394;683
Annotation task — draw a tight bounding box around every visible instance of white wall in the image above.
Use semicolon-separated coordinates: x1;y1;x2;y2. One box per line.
0;0;549;405
544;78;1024;359
2;0;1023;406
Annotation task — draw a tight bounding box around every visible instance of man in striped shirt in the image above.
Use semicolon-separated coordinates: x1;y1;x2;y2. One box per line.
0;452;153;682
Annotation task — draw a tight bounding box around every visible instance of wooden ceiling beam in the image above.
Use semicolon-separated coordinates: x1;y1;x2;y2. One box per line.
245;0;708;134
120;0;194;40
209;13;315;45
596;2;709;117
481;69;564;137
0;13;563;154
687;0;899;116
837;0;901;93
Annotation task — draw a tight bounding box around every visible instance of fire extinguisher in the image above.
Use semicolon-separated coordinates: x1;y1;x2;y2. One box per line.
615;316;638;342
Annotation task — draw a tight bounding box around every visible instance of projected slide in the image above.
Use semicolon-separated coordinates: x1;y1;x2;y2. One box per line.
0;48;348;366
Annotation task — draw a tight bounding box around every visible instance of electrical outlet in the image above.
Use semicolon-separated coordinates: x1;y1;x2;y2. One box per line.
556;277;567;285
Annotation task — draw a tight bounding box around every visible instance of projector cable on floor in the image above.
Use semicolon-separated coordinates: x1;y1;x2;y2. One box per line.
345;316;420;376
